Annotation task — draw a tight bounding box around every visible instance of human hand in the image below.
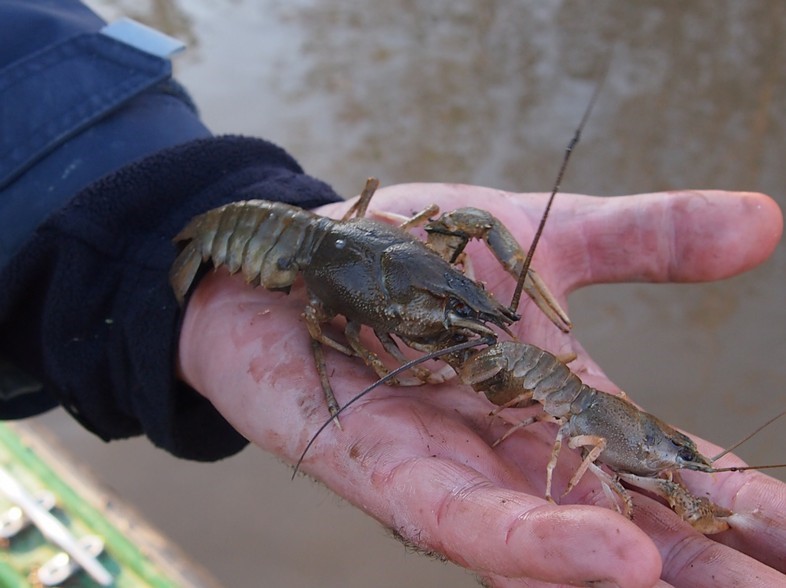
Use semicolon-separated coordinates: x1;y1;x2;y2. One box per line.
177;184;785;587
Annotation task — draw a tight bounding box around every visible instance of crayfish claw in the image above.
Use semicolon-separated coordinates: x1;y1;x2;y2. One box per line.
619;473;731;534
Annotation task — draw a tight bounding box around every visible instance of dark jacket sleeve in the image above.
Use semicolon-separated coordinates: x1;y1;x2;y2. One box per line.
0;1;342;460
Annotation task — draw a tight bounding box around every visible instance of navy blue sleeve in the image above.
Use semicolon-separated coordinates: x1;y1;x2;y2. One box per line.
0;1;342;460
0;0;207;263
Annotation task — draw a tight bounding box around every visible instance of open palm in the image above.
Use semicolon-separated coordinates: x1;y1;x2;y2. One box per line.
178;184;785;587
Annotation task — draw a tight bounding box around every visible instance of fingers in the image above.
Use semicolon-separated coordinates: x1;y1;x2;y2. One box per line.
318;185;782;296
545;191;782;292
719;472;786;573
633;494;786;587
375;457;662;587
681;468;786;573
658;434;786;573
181;192;784;586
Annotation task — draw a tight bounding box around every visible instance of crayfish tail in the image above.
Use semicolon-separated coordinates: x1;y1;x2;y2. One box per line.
169;244;204;304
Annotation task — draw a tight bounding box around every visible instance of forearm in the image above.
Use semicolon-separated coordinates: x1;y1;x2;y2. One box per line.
0;1;342;458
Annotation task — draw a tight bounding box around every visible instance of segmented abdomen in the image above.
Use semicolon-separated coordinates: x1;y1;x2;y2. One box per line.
456;341;589;417
169;200;333;303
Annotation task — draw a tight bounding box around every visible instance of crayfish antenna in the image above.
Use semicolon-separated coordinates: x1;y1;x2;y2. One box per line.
509;57;611;314
291;337;491;479
708;463;786;473
698;408;786;474
711;408;786;463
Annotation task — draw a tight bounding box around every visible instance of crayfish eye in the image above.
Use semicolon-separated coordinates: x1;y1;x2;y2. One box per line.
448;297;474;318
675;444;697;463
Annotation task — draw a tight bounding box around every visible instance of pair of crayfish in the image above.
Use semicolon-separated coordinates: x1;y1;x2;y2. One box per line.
169;172;758;534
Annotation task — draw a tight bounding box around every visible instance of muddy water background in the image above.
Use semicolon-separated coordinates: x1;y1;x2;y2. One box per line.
32;1;786;586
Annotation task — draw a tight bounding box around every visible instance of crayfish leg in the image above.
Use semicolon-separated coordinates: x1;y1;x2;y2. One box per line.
545;422;568;503
585;462;632;517
344;321;407;384
564;435;636;517
396;203;442;231
302;303;355;356
565;434;608;498
341;178;380;221
374;331;432;384
488;390;536;416
310;340;342;429
302;301;356;428
556;351;578;365
490;414;539;448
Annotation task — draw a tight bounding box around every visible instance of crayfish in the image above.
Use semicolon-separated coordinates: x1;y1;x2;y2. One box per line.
169;84;780;535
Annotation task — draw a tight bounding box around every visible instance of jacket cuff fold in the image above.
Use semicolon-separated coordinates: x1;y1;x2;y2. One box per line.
0;135;341;460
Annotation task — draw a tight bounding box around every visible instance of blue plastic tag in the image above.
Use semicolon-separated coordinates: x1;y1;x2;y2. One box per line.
100;18;185;58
